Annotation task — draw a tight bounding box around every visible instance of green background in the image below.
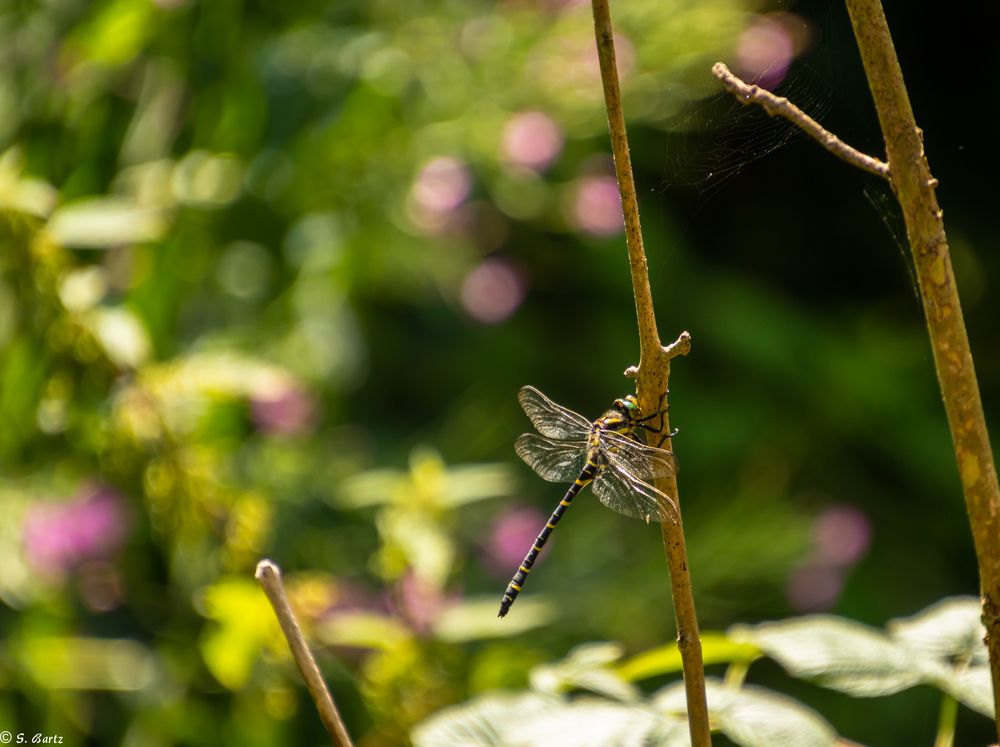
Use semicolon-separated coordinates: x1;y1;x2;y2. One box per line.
1;0;996;745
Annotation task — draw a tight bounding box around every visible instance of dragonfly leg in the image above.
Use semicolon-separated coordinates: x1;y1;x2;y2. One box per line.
635;391;676;448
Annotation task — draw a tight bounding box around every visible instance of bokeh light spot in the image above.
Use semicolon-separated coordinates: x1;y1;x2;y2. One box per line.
501;111;564;172
570;175;623;236
460;258;526;324
814;504;872;567
407;156;472;234
735;13;811;90
23;485;130;579
786;563;844;613
484;506;547;576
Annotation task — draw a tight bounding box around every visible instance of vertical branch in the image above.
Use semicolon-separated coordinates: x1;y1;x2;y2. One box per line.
256;560;356;747
590;1;709;744
590;1;659;359
845;0;1000;732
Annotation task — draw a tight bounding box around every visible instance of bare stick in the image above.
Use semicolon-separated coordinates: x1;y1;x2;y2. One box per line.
712;62;890;181
844;0;1000;736
255;559;356;747
590;2;709;745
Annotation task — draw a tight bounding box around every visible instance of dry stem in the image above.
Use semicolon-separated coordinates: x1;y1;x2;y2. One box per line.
711;62;889;180
256;559;356;747
590;1;709;744
844;0;1000;734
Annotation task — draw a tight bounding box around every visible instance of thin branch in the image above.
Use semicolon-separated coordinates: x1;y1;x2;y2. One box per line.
255;559;356;747
844;0;1000;736
712;62;890;181
590;2;709;745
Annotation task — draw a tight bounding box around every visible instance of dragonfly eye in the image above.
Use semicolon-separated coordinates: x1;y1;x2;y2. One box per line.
614;395;641;415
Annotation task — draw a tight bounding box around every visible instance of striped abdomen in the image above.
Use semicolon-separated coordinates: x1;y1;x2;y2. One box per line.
497;459;599;618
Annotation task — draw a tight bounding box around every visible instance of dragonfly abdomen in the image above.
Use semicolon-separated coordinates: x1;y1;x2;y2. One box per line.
497;459;599;618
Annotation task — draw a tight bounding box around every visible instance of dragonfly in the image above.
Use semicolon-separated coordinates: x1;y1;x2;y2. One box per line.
498;385;678;618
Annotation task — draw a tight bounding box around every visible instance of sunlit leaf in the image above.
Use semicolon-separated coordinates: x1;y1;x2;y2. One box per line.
936;665;993;718
20;636;157;691
431;596;556;642
47;198;168;248
729;616;922;696
654;678;838;747
443;463;518;507
411;692;561;747
888;596;986;664
412;692;687;747
337;469;402;508
63;0;158;68
198;577;279;690
0;148;57;216
85;306;152;368
617;631;761;681
530;642;639;702
505;698;688;747
886;596;993;717
317;611;412;651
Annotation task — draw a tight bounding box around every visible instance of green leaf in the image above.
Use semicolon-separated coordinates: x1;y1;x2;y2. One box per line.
617;631;761;681
431;596;556;642
0;148;57;216
316;611;411;651
412;692;688;747
887;596;993;717
19;636;157;691
530;642;639;702
47;198;168;248
411;692;560;747
730;616;922;696
504;699;688;747
654;678;837;747
198;578;277;689
938;665;993;718
888;596;986;665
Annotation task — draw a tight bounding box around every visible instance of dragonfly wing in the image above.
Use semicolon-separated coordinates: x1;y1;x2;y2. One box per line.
515;434;589;483
591;462;676;523
599;431;677;481
518;386;592;441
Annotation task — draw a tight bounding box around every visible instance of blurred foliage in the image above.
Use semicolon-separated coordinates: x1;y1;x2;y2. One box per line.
413;597;989;746
0;0;996;745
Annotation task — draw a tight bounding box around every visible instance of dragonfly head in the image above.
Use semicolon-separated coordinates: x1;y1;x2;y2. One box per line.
613;394;641;419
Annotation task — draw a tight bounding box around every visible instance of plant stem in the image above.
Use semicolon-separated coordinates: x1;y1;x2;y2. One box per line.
933;693;958;747
256;559;356;747
844;0;1000;735
589;2;708;745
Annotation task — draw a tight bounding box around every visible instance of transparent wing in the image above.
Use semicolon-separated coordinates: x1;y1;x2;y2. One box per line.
518;386;592;441
598;431;677;481
591;463;677;523
514;433;588;483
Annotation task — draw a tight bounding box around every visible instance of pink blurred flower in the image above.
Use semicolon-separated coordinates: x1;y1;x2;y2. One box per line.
251;380;317;437
502;112;564;172
571;175;624;236
483;506;548;577
786;563;844;613
23;485;129;578
407;157;473;234
813;504;872;567
460;258;527;324
786;504;871;612
735;13;811;89
393;571;454;635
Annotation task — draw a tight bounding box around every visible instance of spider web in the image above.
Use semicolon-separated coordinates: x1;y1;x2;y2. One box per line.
656;64;835;208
